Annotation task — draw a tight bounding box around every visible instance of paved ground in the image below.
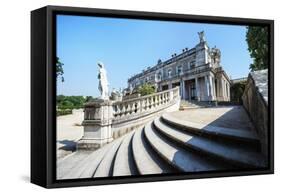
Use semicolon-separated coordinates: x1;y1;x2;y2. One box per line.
57;109;84;159
170;105;254;131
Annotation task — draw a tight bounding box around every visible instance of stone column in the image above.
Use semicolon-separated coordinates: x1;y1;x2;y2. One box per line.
195;77;200;101
205;75;210;101
77;99;113;150
221;79;225;101
182;79;186;100
209;75;214;101
212;77;217;101
227;83;230;101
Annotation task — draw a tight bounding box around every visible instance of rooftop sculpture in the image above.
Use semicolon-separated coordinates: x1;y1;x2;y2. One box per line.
98;62;109;100
198;31;206;43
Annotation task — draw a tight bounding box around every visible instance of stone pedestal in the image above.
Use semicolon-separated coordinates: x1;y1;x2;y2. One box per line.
77;99;113;150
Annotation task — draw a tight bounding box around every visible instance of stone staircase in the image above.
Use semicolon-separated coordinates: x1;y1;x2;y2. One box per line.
57;113;266;179
180;100;215;110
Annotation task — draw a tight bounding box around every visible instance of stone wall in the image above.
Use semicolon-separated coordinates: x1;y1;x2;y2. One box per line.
242;69;268;157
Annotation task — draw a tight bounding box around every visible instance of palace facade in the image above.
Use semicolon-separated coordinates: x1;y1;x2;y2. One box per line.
127;31;231;102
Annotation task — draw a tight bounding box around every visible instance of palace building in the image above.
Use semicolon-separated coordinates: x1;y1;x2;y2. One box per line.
127;31;231;102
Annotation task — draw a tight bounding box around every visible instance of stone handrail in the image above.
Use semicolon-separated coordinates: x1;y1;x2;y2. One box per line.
79;87;180;150
112;87;180;123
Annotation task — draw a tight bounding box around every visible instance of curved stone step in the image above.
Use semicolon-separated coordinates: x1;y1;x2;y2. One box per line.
57;151;93;179
77;143;114;178
113;131;138;176
132;127;174;175
58;136;121;179
93;136;125;178
162;114;260;146
154;118;266;168
144;122;226;172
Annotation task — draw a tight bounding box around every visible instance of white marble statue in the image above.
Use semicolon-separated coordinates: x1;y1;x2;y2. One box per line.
198;31;205;43
98;62;109;100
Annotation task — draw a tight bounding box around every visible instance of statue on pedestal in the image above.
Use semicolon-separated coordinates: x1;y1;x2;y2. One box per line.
78;62;112;150
98;62;109;100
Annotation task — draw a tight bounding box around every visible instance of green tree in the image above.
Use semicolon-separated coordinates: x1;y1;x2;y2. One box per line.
61;100;74;109
85;96;95;102
56;95;86;110
246;26;269;71
56;57;64;82
230;81;247;103
137;83;155;96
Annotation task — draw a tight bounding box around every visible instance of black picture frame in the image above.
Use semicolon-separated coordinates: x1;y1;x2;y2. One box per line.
31;5;274;188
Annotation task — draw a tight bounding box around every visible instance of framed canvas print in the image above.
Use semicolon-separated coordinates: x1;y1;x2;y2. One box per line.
31;5;274;188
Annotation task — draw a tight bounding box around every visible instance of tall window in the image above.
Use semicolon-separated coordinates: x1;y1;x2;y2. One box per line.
146;77;149;82
167;69;172;78
190;61;195;69
157;72;162;81
177;65;183;75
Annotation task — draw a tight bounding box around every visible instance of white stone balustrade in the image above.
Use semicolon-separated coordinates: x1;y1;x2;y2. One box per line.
78;87;180;150
112;87;179;122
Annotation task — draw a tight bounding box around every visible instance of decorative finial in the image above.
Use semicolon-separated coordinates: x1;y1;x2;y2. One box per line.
158;59;162;64
198;31;205;43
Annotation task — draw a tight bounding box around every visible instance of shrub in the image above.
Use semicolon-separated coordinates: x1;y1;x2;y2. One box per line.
137;83;155;96
57;109;72;116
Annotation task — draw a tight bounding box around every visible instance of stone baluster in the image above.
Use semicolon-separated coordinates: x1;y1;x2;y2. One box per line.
134;101;138;113
130;102;134;114
137;100;141;113
128;103;132;115
139;99;143;113
155;95;159;106
117;104;121;117
165;92;168;103
146;97;149;110
142;99;146;111
169;88;174;102
127;103;131;115
120;104;126;117
125;103;129;115
112;105;117;117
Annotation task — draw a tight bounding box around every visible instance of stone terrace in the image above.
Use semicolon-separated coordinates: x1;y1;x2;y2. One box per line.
57;106;266;179
170;106;254;131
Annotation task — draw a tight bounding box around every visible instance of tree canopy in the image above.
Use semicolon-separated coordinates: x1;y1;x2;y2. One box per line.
137;83;155;96
57;95;86;110
56;57;64;82
230;81;247;103
246;26;269;71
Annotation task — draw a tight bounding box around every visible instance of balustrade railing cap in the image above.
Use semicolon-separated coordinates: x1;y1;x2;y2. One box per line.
113;87;179;104
84;99;112;107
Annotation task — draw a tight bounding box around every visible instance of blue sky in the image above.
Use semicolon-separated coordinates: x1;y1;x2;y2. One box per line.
57;15;252;97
